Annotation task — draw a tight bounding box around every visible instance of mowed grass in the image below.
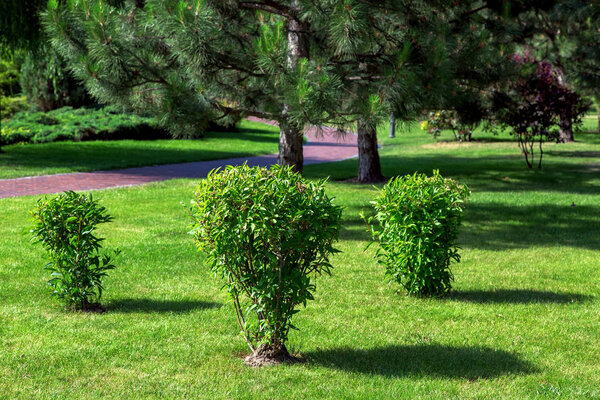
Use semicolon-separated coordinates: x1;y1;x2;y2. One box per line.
0;118;599;399
0;119;279;179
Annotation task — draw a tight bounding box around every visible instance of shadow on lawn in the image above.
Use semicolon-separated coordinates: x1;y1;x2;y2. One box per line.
337;194;600;249
378;154;600;195
307;345;535;379
0;128;279;176
545;150;600;159
317;150;599;196
0;146;273;173
462;203;600;250
207;129;279;143
448;289;592;304
107;298;221;313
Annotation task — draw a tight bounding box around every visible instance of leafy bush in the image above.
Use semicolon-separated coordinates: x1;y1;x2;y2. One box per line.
30;191;118;311
190;164;342;365
491;59;590;168
0;95;29;119
1;124;30;153
1;106;167;146
366;170;470;297
421;110;475;142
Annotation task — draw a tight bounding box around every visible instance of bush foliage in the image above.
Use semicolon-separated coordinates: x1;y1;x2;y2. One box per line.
190;164;342;359
1;105;166;145
492;59;590;168
421;110;475;142
0;95;28;119
367;170;470;296
30;191;118;311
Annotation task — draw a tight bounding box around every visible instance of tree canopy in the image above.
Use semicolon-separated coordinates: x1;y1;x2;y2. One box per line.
43;0;589;177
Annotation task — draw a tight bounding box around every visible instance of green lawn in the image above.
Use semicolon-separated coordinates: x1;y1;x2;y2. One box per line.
0;119;279;179
0;118;599;399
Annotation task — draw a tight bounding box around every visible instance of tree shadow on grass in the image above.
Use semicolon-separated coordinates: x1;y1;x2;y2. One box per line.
462;203;600;250
337;195;600;249
107;298;221;314
544;150;600;159
307;345;535;379
447;289;592;304
339;217;371;242
314;151;600;195
206;129;279;144
0;146;274;174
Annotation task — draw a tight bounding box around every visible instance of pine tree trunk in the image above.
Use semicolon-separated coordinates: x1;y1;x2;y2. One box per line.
278;2;308;174
278;117;304;174
558;112;574;143
357;119;384;183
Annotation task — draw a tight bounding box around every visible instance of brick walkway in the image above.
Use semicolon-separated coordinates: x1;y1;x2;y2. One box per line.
0;119;358;199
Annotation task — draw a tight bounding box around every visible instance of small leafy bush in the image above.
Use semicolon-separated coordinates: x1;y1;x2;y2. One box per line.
421;110;475;142
190;164;342;364
366;170;469;296
31;191;118;311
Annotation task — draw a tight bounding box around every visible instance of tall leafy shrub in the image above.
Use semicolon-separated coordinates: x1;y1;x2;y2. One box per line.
190;164;342;365
366;171;469;296
31;191;117;311
492;59;589;168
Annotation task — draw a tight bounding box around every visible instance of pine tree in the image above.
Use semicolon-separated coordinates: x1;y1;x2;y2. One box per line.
44;0;553;179
44;0;315;171
294;1;528;181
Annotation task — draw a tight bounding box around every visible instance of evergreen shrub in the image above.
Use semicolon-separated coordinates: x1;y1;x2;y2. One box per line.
190;164;342;364
1;106;166;145
31;191;118;311
366;170;469;296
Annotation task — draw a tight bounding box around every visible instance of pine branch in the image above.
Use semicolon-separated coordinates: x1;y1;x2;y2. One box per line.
238;1;296;20
216;103;280;121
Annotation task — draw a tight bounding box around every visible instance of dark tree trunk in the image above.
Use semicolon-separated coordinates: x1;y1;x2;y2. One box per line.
278;118;304;174
597;105;600;133
278;2;308;174
558;112;574;143
357;119;384;183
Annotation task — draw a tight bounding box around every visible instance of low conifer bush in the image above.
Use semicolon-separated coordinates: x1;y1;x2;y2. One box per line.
366;170;469;296
30;191;118;311
190;164;342;366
